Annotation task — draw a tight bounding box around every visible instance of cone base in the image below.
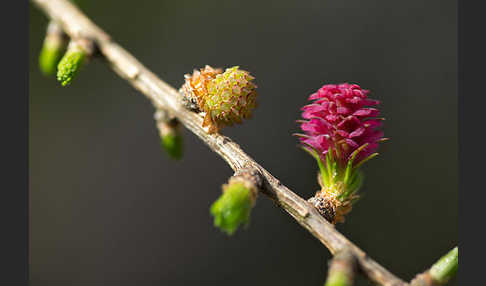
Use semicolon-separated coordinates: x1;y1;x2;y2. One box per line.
308;191;355;224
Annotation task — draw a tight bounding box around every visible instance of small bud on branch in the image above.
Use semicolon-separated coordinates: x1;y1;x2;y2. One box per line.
324;250;357;286
429;247;458;284
210;173;259;235
154;110;183;160
39;22;68;76
57;39;93;86
411;247;458;286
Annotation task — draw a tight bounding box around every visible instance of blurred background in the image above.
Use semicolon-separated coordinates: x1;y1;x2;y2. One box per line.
29;0;457;285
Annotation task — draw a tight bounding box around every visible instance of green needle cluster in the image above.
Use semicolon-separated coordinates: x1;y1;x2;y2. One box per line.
161;133;183;160
210;181;254;235
56;43;86;86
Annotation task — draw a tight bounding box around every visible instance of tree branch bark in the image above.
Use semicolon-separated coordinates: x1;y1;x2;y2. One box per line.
31;1;407;285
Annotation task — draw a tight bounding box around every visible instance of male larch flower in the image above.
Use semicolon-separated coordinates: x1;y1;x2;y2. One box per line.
296;83;386;223
182;65;258;134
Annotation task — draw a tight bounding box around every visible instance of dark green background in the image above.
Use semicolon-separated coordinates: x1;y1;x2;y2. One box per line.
29;1;457;285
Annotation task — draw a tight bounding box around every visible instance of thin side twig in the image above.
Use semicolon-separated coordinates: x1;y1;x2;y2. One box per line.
324;250;357;286
410;247;458;286
30;1;407;285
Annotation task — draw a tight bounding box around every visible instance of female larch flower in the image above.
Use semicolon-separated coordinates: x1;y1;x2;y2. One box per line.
296;83;386;223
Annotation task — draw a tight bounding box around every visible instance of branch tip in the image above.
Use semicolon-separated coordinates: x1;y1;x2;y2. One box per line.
410;247;458;286
429;247;458;284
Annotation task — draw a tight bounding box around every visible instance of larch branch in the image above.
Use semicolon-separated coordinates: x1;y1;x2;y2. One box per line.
31;0;407;285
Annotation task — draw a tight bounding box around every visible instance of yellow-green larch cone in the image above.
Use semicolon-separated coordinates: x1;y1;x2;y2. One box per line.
203;66;258;133
182;66;258;134
182;65;223;111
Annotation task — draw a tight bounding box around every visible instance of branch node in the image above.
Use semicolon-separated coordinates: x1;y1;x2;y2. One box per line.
74;37;96;57
410;273;439;286
233;167;263;194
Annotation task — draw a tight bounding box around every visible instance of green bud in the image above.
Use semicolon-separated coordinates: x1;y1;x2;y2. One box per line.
429;247;458;284
39;40;66;76
210;181;255;235
57;42;86;86
155;111;184;160
324;251;356;286
325;272;351;286
161;133;183;160
39;22;67;76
